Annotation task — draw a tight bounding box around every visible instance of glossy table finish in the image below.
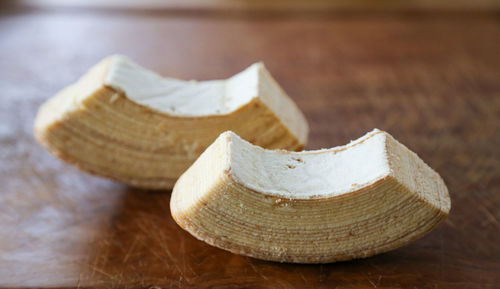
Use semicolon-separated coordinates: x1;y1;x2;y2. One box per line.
0;5;499;288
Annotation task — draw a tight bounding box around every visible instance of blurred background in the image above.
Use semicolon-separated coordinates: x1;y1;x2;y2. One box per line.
1;1;499;288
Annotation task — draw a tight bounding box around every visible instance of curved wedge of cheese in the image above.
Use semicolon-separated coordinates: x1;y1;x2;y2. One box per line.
171;130;450;263
34;55;308;189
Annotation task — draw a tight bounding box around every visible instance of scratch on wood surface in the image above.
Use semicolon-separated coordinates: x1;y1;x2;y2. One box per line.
115;275;122;287
444;218;456;228
368;278;377;288
160;241;182;274
180;233;186;273
122;236;141;263
477;201;499;225
319;264;325;283
298;271;308;284
155;232;192;284
90;254;99;278
248;261;269;280
178;233;196;277
148;243;169;264
91;266;114;279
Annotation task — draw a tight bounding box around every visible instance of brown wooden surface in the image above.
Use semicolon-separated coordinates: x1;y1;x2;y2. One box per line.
1;4;499;289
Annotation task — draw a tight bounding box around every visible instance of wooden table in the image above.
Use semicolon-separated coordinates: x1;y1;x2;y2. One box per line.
1;3;499;288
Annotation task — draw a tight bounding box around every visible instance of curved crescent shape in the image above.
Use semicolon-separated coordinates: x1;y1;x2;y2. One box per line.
34;55;308;189
171;130;450;263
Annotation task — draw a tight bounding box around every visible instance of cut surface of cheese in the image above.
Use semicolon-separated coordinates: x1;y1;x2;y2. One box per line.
171;130;450;263
34;55;308;189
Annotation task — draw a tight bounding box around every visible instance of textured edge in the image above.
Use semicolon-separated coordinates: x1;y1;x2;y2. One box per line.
170;131;450;263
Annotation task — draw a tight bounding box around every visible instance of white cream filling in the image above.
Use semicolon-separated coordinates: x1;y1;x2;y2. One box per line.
229;129;390;198
104;55;259;116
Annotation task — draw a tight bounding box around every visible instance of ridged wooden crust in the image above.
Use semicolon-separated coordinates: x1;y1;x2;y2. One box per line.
171;131;450;263
34;58;308;189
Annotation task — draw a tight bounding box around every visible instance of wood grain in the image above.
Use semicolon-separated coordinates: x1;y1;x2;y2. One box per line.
0;4;499;288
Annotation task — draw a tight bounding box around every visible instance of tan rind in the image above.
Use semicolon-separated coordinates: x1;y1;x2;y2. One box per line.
171;131;450;263
34;57;308;189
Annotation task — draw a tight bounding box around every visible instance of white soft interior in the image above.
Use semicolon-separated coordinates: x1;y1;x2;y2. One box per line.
104;55;259;116
229;129;390;198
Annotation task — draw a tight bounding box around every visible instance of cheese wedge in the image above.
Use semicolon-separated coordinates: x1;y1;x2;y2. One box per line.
34;56;308;189
171;130;450;263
